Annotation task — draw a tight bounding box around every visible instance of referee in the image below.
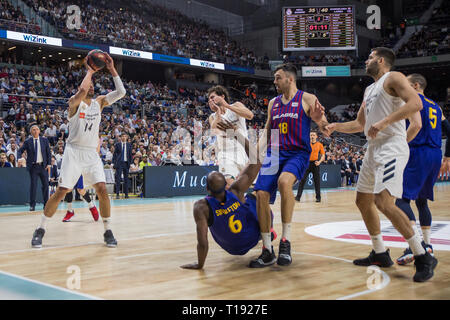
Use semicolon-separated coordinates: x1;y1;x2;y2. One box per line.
295;131;325;203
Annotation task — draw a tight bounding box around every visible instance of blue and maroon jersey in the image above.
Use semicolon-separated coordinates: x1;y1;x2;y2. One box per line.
269;90;312;153
205;191;260;255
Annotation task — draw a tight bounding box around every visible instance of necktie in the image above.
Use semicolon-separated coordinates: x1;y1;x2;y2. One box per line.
122;143;125;161
34;139;38;163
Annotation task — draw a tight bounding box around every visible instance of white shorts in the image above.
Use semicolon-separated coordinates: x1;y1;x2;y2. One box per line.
218;152;247;179
59;144;106;189
356;136;409;199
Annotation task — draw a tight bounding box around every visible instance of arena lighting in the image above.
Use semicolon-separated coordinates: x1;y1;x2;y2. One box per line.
8;46;16;50
58;52;62;55
62;59;66;61
49;55;52;57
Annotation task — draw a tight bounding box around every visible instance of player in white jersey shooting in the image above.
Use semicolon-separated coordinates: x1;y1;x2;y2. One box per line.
208;85;253;189
31;53;126;248
325;47;437;282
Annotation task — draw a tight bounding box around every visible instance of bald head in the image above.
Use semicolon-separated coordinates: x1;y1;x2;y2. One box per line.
206;171;226;195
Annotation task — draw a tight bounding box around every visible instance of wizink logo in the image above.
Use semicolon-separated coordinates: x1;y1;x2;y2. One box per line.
122;49;140;57
200;61;215;68
306;69;324;75
22;34;47;44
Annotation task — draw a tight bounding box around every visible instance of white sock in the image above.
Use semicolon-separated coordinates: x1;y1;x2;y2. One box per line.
261;232;271;249
407;233;426;256
422;228;431;245
370;234;386;253
67;202;73;211
103;218;111;231
88;201;95;209
282;223;291;241
411;223;420;237
39;214;50;229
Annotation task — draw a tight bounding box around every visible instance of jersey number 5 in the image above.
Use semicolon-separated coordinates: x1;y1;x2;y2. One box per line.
429;107;437;129
228;214;242;234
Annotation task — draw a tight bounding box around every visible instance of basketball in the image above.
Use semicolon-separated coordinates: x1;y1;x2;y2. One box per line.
86;49;107;71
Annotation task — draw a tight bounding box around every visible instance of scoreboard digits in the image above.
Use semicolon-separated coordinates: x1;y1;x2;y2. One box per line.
283;6;355;51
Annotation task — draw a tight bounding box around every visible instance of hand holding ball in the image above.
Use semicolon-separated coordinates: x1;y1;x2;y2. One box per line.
86;49;107;71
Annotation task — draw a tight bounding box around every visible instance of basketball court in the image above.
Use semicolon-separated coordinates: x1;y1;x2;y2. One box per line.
0;183;448;300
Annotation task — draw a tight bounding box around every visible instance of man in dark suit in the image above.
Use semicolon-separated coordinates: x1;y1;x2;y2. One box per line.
113;133;132;199
18;124;52;211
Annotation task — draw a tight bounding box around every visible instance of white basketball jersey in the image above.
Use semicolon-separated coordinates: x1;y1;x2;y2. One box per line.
363;72;406;142
67;99;101;149
212;107;248;156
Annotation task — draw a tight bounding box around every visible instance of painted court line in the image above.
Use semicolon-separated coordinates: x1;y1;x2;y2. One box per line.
0;270;101;300
292;251;391;300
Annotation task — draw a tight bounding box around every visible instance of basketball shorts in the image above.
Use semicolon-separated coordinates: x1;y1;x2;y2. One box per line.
356;136;409;199
254;149;310;203
74;175;84;190
217;151;247;179
402;146;442;201
59;144;105;189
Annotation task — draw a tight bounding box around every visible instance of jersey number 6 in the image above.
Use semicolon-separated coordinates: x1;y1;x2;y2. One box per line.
228;214;242;234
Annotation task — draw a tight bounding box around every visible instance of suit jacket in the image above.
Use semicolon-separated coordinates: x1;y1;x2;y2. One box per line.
113;142;132;169
18;136;52;169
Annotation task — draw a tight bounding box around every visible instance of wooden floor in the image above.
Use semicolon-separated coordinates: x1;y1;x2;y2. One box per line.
0;184;449;300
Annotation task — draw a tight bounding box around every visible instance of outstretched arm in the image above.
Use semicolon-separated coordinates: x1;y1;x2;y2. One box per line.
180;199;210;270
326;101;366;135
96;53;126;110
68;62;96;118
213;96;254;120
303;92;329;136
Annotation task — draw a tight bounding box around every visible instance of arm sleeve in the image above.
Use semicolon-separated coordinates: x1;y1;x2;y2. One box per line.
442;119;450;157
105;76;126;105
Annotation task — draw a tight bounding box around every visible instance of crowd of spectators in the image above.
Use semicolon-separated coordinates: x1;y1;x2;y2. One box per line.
0;0;41;34
397;2;450;58
0;0;362;70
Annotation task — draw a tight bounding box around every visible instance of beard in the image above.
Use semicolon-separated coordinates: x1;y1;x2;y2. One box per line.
366;63;379;76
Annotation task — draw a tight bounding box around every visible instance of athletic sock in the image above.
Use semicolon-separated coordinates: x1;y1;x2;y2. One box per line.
282;223;291;241
67;202;73;211
411;223;420;237
39;214;50;229
103;218;111;231
261;232;271;250
370;234;386;253
407;233;426;256
422;228;431;245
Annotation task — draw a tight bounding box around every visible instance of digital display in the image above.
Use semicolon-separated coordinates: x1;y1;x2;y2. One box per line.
282;6;356;51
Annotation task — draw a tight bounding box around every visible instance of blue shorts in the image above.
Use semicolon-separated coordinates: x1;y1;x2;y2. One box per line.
402;146;442;201
74;176;84;190
254;149;310;203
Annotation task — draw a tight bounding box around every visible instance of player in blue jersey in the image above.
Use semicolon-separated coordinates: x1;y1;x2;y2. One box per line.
395;73;450;265
249;63;329;268
61;175;99;222
181;121;277;269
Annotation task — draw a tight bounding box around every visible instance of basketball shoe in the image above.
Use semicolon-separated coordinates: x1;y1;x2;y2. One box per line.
397;241;434;265
277;238;292;266
89;206;99;221
353;249;394;267
31;228;45;248
413;252;438;282
104;230;117;247
249;246;276;268
62;210;74;222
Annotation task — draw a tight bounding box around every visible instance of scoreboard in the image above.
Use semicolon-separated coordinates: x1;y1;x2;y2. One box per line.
282;6;356;51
